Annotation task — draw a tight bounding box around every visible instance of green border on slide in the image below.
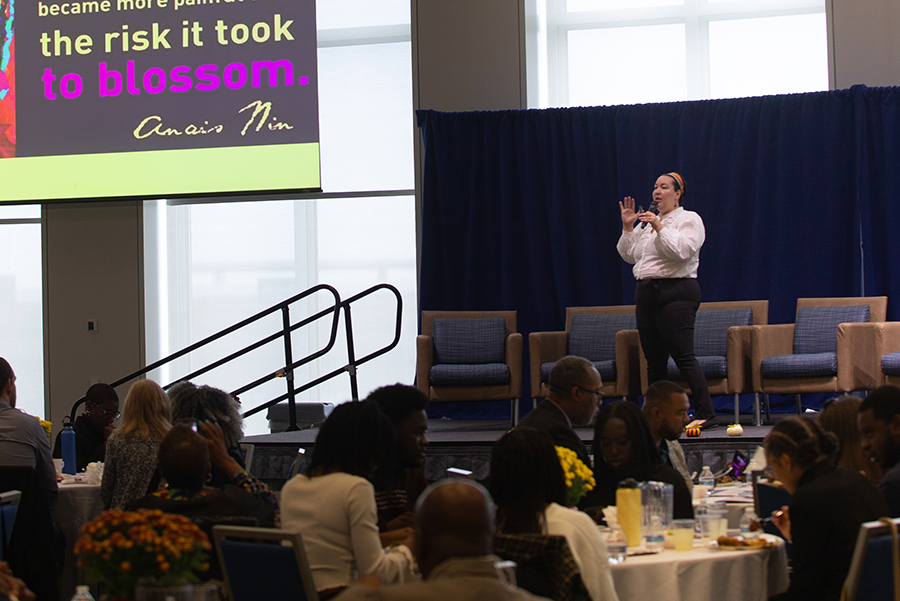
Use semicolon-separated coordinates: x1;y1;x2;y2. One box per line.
0;143;321;202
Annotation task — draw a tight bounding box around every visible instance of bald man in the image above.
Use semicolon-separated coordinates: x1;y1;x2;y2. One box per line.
642;380;692;491
336;480;549;601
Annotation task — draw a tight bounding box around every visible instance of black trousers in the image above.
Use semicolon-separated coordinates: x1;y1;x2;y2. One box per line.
635;278;715;419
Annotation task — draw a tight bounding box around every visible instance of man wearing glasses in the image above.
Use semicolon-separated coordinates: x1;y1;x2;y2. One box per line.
517;355;602;470
53;383;120;472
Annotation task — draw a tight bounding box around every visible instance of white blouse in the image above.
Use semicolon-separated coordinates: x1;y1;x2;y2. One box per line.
616;206;705;280
280;472;415;592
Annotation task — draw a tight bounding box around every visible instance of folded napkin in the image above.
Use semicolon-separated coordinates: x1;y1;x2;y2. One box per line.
602;506;618;528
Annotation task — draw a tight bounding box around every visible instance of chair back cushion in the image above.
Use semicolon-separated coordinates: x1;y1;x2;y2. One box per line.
853;533;897;600
220;539;312;601
694;308;753;357
793;305;870;355
432;317;506;364
0;504;15;562
567;314;636;362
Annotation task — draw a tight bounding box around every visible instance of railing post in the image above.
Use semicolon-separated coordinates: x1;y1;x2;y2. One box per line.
282;305;299;431
343;303;360;402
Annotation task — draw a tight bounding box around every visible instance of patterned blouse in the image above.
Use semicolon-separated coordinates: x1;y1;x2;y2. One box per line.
151;470;281;527
100;431;163;509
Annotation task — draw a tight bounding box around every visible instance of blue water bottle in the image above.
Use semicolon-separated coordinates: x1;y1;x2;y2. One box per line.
61;416;77;475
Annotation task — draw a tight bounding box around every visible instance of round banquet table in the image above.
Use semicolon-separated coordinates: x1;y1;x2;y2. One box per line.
52;481;104;601
610;538;789;601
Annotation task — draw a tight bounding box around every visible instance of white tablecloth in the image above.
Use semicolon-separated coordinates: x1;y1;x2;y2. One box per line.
52;482;104;601
611;540;789;601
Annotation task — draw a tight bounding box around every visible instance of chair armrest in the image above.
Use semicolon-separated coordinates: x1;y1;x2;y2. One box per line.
528;332;568;396
874;322;900;356
749;324;795;390
615;329;642;397
507;333;524;398
837;323;882;391
725;325;755;394
416;335;433;395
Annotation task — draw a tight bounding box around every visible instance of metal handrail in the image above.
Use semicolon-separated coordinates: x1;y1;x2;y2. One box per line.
242;283;404;420
68;283;403;431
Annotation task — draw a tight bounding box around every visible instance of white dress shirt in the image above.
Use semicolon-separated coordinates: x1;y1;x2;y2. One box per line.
616;206;705;280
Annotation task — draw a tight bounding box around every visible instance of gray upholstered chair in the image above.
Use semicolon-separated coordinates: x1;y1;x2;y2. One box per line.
416;311;523;426
638;300;769;425
871;322;900;387
750;296;888;418
528;306;641;407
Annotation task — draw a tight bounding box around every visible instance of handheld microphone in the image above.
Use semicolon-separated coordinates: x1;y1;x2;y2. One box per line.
640;200;659;229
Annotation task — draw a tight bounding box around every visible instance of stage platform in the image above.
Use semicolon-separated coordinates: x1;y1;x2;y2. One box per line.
242;415;778;486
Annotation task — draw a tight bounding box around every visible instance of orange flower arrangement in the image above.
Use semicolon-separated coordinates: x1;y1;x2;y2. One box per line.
74;509;210;599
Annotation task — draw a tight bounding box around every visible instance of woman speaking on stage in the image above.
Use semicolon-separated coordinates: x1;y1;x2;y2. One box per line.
616;172;715;428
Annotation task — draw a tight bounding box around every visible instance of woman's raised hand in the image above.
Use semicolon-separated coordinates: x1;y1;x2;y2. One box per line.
620;196;640;230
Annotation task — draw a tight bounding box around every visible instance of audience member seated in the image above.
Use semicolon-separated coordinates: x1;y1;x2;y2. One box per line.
0;561;35;601
0;358;57;506
584;400;693;520
127;423;278;579
642;380;693;492
859;385;900;517
366;384;429;534
101;379;171;509
818;395;881;485
336;479;550;601
167;381;246;487
489;428;619;601
767;417;889;601
53;383;119;472
517;356;602;470
280;401;415;600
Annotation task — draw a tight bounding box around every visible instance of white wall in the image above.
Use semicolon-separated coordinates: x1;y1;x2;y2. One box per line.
829;0;900;89
44;202;144;434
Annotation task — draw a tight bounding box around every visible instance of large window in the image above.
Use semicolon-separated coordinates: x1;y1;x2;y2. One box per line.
0;205;44;418
534;0;828;108
144;0;415;436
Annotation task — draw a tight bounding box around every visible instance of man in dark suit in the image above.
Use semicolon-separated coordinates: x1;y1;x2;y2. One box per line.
516;355;601;468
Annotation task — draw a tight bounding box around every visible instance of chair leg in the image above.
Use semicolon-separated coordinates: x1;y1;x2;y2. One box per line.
764;394;771;424
753;393;762;427
796;394;803;415
734;393;740;425
511;398;520;428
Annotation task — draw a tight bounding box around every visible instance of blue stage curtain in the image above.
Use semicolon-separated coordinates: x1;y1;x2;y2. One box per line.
416;86;900;418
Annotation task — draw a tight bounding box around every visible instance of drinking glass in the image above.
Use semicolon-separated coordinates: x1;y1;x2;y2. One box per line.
672;519;695;551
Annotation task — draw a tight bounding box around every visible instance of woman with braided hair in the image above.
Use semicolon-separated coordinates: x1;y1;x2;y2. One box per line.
765;417;889;601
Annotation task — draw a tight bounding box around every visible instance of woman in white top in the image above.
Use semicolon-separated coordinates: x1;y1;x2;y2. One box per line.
490;427;619;601
617;172;713;428
280;401;415;599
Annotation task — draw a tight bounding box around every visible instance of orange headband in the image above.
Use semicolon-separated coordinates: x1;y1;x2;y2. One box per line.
667;172;685;190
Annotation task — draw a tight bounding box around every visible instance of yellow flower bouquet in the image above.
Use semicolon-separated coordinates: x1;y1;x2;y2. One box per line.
74;509;211;599
35;416;51;441
556;446;596;507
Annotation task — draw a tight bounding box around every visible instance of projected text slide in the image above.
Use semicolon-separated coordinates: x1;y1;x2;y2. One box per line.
0;0;320;201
